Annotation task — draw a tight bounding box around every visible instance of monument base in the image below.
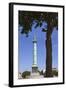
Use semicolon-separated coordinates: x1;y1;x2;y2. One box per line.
30;72;44;79
32;66;38;73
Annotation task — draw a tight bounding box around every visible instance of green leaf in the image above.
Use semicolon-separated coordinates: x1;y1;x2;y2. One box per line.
40;22;43;27
34;23;39;28
42;29;47;32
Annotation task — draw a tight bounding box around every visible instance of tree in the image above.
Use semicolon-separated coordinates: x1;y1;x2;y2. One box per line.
19;11;58;77
22;71;31;79
40;70;43;75
52;69;58;77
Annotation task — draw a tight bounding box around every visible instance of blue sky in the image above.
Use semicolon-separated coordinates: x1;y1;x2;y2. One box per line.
18;22;58;73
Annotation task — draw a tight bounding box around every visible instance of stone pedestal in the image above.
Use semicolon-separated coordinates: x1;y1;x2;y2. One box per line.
32;66;38;73
30;72;44;79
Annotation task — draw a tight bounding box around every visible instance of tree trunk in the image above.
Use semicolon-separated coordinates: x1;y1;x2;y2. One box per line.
45;24;53;77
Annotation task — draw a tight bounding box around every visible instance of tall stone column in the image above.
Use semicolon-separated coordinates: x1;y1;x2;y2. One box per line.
33;36;37;65
32;35;38;73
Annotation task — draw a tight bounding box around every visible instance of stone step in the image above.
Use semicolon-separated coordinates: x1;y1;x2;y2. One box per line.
30;73;44;79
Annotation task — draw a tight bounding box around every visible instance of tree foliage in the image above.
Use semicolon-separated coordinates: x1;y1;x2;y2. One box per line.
52;70;58;76
40;70;44;75
19;11;58;36
22;71;31;78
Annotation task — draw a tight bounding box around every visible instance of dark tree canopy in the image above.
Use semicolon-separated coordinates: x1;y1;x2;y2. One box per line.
19;11;58;36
